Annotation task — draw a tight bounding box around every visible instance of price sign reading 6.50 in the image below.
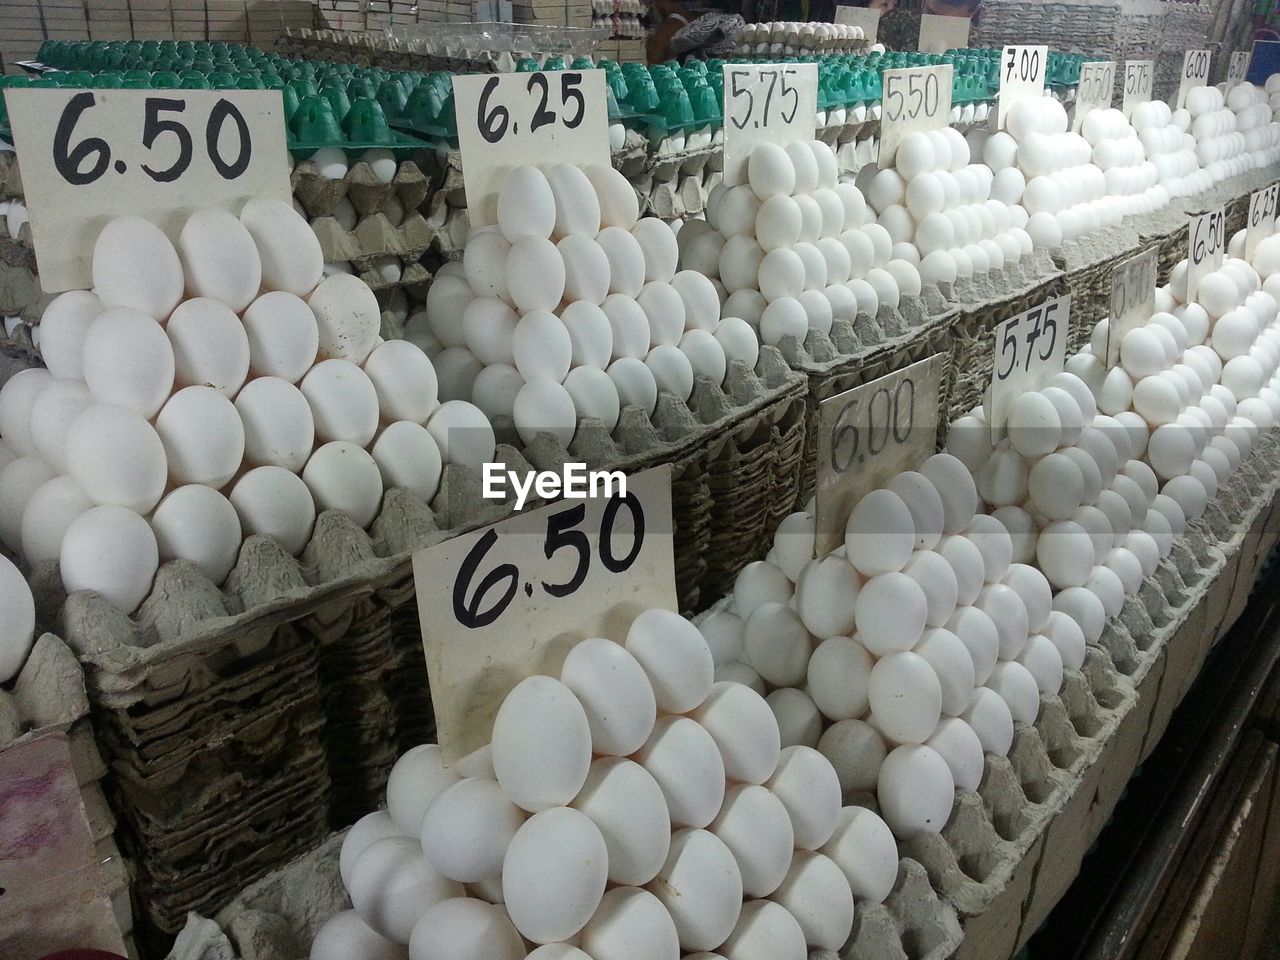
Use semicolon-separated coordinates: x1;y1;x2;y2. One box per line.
1106;249;1157;368
878;64;952;166
722;63;818;187
453;69;609;228
1188;206;1226;303
814;353;947;556
4;88;291;293
415;465;676;762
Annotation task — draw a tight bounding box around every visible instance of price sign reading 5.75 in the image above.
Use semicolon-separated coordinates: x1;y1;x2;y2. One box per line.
453;69;609;228
3;88;291;293
998;45;1048;130
878;64;952;166
990;295;1071;437
1176;49;1211;110
415;465;676;762
813;353;946;557
722;63;818;187
1073;61;1115;133
1188;206;1226;302
1247;183;1278;261
1122;60;1154;118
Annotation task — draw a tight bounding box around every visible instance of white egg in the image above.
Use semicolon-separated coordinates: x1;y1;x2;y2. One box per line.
178;208;262;312
167;296;253;396
60;504;158;612
241;291;321;383
806;634;871;722
765;745;842;850
876;744;954;838
157;385;246;487
588;164;640;230
150;484;242;584
349;837;461;944
407;898;524;960
91;215;184;320
573;757;670;886
81;307;175;418
491;675;592;812
65;403;167;514
38;291;101;381
241;198;324;297
228;466;316;555
647;828;743;952
497;166;556;241
310;910;404;960
506;237;566;313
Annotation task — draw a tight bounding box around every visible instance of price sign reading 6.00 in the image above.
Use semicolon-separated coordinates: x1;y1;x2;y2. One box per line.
453;69;609;228
414;465;676;762
4;87;291;293
1187;206;1226;302
722;63;818;186
878;64;952;166
1176;49;1211;110
990;295;1072;437
813;354;946;556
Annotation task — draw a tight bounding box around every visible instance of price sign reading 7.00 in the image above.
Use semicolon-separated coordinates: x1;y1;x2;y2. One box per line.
3;88;291;293
453;70;609;228
878;64;952;166
415;465;676;762
990;295;1071;438
1187;206;1226;303
813;354;946;556
722;63;818;187
997;45;1048;130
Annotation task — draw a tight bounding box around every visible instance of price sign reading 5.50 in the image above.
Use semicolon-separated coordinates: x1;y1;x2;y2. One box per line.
1072;61;1115;133
453;69;609;228
415;465;676;762
1188;206;1226;303
3;88;291;293
998;45;1048;130
722;63;818;187
1176;49;1212;110
1122;60;1154;118
990;295;1071;438
878;64;952;166
1246;183;1278;261
1106;249;1157;368
813;353;946;556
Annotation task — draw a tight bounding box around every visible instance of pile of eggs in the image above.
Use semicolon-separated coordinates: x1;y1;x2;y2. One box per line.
737;22;869;58
1268;74;1280;120
0;201;491;614
712;452;1063;841
865;125;1033;287
0;553;36;684
1187;83;1280;185
1130;100;1205;201
679;138;924;349
297;146;401;184
315;608;901;960
1080;107;1170;220
409;163;757;450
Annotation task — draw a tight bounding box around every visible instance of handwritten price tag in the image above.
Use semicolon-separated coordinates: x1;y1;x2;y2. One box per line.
1246;183;1278;261
1122;60;1154;118
990;295;1072;438
998;45;1048;130
1106;249;1157;368
917;13;970;55
879;64;953;166
1072;61;1115;133
834;5;880;42
453;70;609;227
722;63;818;187
1188;206;1226;303
415;466;676;762
1175;49;1212;110
1226;50;1252;92
814;354;946;557
3;88;290;293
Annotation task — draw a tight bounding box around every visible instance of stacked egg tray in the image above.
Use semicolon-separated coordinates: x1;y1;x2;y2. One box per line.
943;250;1069;423
974;0;1121;56
0;631;132;953
157;829;964;960
1049;222;1144;356
0;155;53;327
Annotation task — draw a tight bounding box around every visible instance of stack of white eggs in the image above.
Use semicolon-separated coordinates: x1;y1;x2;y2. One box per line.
0;552;36;685
0;201;484;614
1130;100;1205;201
709;453;1051;842
681;138;924;349
1225;82;1280;173
865;126;1032;288
1267;74;1280;120
1082;107;1170;222
316;608;899;960
411;163;752;450
1186;83;1280;186
737;22;867;58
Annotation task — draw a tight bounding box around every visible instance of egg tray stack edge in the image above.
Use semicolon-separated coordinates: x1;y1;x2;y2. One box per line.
0;631;133;955
157;829;963;960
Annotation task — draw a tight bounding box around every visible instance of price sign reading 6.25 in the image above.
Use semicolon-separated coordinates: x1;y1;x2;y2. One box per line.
990;295;1071;438
415;465;676;762
1246;183;1278;261
4;88;291;293
722;63;818;187
1188;206;1226;303
878;64;952;166
453;69;609;228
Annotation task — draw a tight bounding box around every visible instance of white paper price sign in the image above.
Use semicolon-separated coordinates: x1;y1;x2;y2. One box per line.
722;63;818;187
917;13;970;55
1226;50;1252;92
1072;61;1115;134
3;88;290;293
1122;60;1154;118
990;295;1072;438
1106;249;1157;368
834;5;880;42
878;64;953;167
1246;183;1278;261
453;69;609;228
1187;206;1226;304
998;45;1048;130
1175;49;1212;110
415;466;676;762
814;354;947;557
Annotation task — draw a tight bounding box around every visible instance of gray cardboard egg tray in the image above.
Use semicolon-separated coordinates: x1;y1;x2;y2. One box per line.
0;632;133;949
688;425;1280;960
158;825;962;960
